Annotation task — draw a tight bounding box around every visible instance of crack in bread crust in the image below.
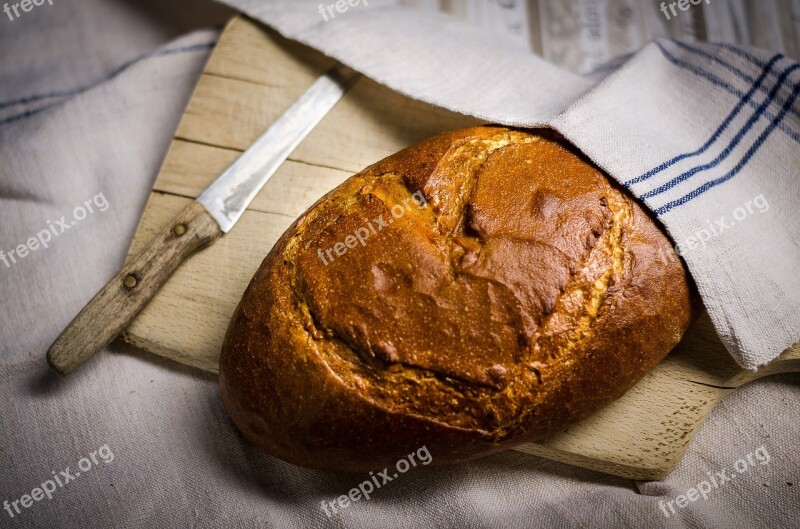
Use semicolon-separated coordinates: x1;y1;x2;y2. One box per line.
284;129;633;434
219;125;697;471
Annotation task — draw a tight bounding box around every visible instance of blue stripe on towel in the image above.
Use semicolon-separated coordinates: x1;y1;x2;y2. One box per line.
0;43;217;111
655;80;800;215
649;42;800;147
682;41;800;129
708;42;768;68
0;42;216;126
640;62;800;199
623;50;782;187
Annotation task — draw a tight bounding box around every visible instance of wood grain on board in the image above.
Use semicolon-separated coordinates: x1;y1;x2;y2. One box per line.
123;16;800;480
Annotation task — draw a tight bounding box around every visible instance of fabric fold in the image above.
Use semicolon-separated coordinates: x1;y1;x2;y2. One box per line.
223;0;800;369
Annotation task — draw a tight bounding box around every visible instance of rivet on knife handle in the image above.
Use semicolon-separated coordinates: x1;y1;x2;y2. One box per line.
47;63;359;374
46;202;222;375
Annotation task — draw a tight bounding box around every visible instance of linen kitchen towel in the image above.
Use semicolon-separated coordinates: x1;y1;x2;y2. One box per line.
223;0;800;370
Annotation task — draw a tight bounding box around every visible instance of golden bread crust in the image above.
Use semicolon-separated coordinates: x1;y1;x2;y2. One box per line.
219;126;696;471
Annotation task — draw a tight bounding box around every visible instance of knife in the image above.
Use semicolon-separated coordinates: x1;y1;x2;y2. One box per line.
47;63;360;375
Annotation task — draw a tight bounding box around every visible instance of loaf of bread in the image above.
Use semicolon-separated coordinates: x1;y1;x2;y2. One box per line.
219;126;696;472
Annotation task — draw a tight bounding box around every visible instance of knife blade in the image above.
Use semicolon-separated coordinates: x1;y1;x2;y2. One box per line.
199;64;359;232
46;63;360;375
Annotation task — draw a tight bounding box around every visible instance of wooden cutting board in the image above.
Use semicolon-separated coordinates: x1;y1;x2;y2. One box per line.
123;16;800;480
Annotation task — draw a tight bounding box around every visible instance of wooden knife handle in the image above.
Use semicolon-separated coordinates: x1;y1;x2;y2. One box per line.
47;201;222;374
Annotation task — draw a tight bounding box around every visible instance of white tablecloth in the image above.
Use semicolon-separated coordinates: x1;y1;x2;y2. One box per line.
0;1;797;527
